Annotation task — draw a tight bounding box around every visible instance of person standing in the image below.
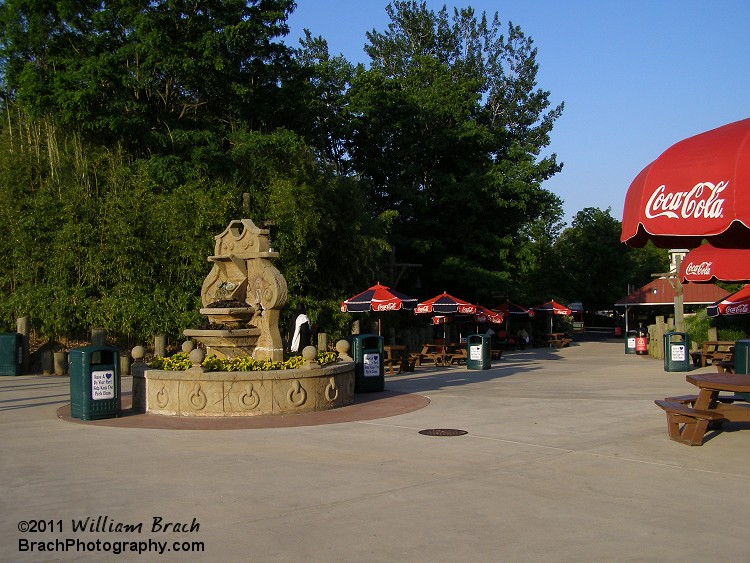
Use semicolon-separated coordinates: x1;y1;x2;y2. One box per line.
290;307;312;353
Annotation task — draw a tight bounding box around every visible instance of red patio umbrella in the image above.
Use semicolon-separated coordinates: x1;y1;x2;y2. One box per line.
707;284;750;317
415;292;476;342
535;300;573;316
492;301;535;317
678;243;750;284
535;300;573;334
473;306;504;325
621;117;750;249
415;292;476;315
340;283;418;335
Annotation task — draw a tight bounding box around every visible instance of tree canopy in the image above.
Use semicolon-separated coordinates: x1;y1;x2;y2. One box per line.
0;1;657;344
344;2;564;301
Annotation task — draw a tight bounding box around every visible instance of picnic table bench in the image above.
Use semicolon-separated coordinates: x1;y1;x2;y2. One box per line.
655;374;750;446
690;340;735;367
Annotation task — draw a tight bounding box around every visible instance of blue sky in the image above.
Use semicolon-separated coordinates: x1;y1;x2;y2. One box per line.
285;0;750;225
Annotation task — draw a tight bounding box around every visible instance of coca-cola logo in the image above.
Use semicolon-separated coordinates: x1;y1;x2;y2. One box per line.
645;181;727;219
415;305;430;314
374;302;398;311
726;303;749;315
684;261;713;276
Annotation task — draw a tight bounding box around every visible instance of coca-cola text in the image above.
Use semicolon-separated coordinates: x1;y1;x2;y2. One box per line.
684;261;713;276
645;181;727;220
726;303;749;315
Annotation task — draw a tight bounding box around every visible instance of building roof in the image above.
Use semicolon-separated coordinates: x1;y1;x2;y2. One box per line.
614;278;730;307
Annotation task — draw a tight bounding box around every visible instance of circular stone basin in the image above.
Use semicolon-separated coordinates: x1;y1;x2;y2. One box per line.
132;362;354;417
198;307;256;328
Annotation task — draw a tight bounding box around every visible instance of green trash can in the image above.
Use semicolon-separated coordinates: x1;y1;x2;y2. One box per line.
69;345;121;420
663;332;691;372
625;330;637;355
0;333;23;376
346;334;384;393
467;334;491;370
732;340;750;374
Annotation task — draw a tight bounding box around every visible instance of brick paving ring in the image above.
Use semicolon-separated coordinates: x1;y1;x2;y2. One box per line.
57;391;430;430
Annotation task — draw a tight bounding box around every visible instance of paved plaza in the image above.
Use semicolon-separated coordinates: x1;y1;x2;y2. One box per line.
2;336;750;562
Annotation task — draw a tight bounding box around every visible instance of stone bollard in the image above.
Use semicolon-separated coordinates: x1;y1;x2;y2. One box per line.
317;332;328;352
154;334;167;358
119;354;131;376
53;351;67;376
130;346;147;413
41;350;54;375
91;327;107;346
16;316;30;374
182;340;195;353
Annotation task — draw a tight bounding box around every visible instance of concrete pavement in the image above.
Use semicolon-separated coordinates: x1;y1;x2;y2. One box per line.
2;337;750;562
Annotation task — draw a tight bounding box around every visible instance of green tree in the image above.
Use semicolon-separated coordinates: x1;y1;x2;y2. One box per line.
0;0;298;157
548;207;670;311
344;1;564;301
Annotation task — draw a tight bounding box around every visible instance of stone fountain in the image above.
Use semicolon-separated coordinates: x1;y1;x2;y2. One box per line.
183;218;287;360
131;218;355;417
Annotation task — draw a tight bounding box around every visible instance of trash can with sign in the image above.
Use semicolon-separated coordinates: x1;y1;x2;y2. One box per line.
625;330;637;355
466;334;491;370
732;339;750;374
346;334;384;393
69;345;121;420
0;333;23;376
663;332;691;372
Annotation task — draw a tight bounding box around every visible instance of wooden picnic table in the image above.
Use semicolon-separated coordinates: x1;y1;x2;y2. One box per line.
689;340;735;367
654;373;750;446
543;333;572;348
383;345;416;375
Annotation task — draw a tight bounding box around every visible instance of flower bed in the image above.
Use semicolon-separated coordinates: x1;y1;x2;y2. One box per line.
150;351;339;371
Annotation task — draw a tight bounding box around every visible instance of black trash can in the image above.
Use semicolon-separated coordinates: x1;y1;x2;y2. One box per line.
69;345;121;420
625;330;637;355
0;333;23;376
467;334;491;370
346;334;384;393
732;339;750;374
663;332;691;372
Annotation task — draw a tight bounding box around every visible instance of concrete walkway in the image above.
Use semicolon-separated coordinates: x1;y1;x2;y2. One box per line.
2;337;750;562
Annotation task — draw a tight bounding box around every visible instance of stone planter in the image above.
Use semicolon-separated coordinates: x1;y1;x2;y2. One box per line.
132;361;355;417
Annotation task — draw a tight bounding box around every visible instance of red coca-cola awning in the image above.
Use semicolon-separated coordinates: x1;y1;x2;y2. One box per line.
621;118;750;249
678;243;750;283
707;284;750;317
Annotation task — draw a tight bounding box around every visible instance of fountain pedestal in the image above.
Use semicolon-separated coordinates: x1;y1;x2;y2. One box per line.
183;219;287;360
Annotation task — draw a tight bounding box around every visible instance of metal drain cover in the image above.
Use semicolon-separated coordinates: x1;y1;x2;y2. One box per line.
419;428;468;437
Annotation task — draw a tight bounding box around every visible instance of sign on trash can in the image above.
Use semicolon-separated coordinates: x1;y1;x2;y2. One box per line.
69;345;121;420
467;334;491;370
663;332;691;372
625;330;637;355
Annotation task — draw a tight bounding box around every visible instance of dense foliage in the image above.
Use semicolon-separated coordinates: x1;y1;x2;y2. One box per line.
0;1;667;345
